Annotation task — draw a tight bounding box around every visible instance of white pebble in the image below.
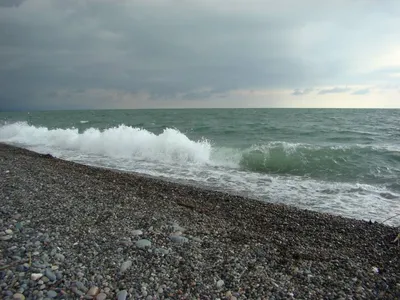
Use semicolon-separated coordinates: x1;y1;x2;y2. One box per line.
5;229;13;235
216;279;224;288
132;229;143;236
31;273;43;281
372;266;379;274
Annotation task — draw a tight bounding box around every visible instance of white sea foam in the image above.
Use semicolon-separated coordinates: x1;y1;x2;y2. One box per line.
0;122;212;164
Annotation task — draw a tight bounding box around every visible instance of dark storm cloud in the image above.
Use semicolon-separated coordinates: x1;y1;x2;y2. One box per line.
0;0;400;109
0;0;26;8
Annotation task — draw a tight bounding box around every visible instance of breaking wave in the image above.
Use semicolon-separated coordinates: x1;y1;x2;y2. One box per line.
0;122;399;185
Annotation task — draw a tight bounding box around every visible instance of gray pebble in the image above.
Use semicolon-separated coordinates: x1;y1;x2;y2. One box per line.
55;271;63;280
170;235;189;243
132;229;143;236
54;253;65;262
216;279;224;288
96;293;107;300
47;290;57;298
45;269;56;281
136;239;151;249
117;290;128;300
120;260;132;273
76;281;88;292
41;253;49;262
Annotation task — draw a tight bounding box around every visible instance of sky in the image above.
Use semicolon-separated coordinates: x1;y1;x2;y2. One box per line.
0;0;400;110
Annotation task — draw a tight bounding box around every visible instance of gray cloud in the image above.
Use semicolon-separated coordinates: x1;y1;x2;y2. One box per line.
0;0;26;8
352;88;370;95
318;87;352;95
0;0;400;110
291;88;313;96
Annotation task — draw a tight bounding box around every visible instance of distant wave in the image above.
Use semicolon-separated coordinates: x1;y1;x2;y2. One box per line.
1;122;399;185
80;120;89;124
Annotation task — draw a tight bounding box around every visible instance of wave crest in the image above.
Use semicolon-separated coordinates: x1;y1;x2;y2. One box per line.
0;122;212;164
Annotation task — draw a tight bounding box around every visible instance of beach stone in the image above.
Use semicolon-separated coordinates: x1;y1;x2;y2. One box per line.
96;293;107;300
132;229;143;236
87;286;100;296
13;293;25;300
154;248;170;255
55;271;63;280
216;280;224;288
0;235;12;241
120;260;132;273
54;253;65;262
136;239;151;249
5;229;13;235
76;281;88;292
45;269;56;281
117;290;128;300
47;290;57;298
172;224;185;232
41;253;50;262
72;287;84;296
170;235;189;243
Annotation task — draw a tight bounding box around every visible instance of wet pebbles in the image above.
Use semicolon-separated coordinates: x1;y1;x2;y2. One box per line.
0;143;399;299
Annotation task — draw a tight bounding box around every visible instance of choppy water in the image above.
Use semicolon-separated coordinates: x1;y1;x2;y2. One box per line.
1;108;399;226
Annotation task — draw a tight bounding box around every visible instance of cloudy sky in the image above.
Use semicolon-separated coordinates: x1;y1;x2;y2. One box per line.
0;0;399;110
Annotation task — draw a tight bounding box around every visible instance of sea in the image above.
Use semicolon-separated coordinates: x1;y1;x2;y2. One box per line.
0;108;399;226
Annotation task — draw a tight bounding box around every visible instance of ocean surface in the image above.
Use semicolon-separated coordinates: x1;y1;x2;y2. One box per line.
1;109;399;226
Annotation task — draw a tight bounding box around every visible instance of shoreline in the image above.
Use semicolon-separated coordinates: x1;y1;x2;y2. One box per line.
0;143;399;299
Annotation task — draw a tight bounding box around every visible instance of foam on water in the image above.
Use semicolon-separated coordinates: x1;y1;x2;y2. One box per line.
0;122;212;164
1;122;399;226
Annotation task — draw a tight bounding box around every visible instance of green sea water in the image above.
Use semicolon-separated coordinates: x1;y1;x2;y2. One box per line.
1;108;399;225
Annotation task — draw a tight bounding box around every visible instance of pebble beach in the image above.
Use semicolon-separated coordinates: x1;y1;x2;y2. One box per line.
0;143;399;299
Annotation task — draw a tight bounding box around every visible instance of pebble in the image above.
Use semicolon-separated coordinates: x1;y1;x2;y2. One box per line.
76;281;88;292
31;273;43;281
172;224;185;232
55;271;63;280
45;269;57;281
87;286;100;296
96;293;107;300
136;239;151;249
0;235;12;241
132;229;143;236
216;279;224;288
47;290;57;298
5;229;13;235
13;293;25;300
117;289;128;300
54;253;65;262
71;286;84;296
120;260;132;273
170;235;189;243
